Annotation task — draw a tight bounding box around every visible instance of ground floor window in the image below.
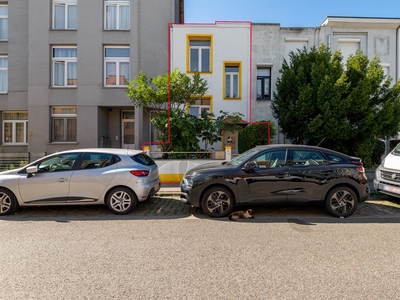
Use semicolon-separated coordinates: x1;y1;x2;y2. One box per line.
189;98;210;118
3;112;28;144
51;106;77;142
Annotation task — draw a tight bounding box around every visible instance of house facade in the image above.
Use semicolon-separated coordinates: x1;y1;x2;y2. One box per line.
0;0;181;157
170;17;400;149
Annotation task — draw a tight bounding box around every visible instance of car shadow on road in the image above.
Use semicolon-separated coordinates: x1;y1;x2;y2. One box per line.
2;195;400;223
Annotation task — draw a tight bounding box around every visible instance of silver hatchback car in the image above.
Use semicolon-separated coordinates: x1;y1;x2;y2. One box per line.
0;148;160;215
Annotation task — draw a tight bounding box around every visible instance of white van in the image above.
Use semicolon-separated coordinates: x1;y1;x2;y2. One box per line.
374;143;400;198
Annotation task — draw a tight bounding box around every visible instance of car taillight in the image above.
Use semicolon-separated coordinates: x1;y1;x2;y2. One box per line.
352;162;365;173
130;170;149;177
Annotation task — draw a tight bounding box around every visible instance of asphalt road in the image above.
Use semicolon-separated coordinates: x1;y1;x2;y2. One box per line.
2;196;400;300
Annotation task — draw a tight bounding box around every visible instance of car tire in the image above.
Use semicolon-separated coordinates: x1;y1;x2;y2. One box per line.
0;188;19;216
325;186;358;218
201;186;235;218
106;187;138;215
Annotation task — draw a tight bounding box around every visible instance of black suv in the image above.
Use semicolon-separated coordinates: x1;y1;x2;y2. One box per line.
181;144;369;218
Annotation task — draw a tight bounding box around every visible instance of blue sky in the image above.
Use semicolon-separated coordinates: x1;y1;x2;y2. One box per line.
184;0;400;27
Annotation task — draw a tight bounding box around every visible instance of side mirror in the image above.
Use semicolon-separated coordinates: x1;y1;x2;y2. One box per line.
26;166;38;178
242;161;257;172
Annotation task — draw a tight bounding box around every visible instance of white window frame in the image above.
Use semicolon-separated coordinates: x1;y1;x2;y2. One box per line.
104;0;130;30
0;4;8;41
225;65;240;99
189;99;210;118
52;46;77;87
51;106;77;142
189;40;210;72
2;112;28;145
52;0;78;30
0;56;7;93
104;46;130;87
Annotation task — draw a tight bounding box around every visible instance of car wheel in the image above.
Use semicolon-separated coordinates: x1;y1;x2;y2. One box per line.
0;188;19;216
106;187;138;215
201;186;235;218
325;186;358;218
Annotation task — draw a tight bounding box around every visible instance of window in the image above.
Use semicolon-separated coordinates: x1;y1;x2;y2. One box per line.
188;36;211;73
52;47;77;87
80;153;115;169
105;0;130;30
0;5;7;41
53;0;77;29
0;56;7;93
105;47;130;86
3;112;28;144
224;63;241;99
292;150;325;166
257;68;271;100
51;107;77;142
38;153;79;172
189;98;210;118
253;150;287;168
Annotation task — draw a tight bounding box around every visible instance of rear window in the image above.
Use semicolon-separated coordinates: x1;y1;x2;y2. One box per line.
322;152;347;163
131;153;155;166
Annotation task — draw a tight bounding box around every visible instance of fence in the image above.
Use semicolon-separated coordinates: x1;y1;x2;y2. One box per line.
0;152;46;171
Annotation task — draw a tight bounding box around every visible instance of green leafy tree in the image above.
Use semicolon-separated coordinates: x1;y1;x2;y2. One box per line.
272;44;400;166
126;69;243;157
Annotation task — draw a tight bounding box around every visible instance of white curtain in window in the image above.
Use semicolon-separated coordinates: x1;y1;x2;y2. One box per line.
54;62;65;86
0;6;7;40
119;62;129;84
119;5;129;29
68;5;77;29
67;62;77;80
54;5;65;29
0;57;7;92
54;48;77;57
106;6;116;29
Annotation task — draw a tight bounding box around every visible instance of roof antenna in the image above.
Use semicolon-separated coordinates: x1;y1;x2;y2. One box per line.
317;138;325;147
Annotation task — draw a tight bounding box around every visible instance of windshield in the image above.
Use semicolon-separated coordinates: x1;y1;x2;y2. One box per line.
394;143;400;155
226;148;260;167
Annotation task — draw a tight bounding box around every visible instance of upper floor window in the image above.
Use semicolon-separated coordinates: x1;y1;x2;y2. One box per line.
224;63;241;99
0;56;7;93
3;112;28;145
188;37;211;73
51;106;77;142
104;47;130;86
53;0;77;29
189;98;210;118
105;0;130;30
257;68;271;100
0;5;8;40
52;47;77;87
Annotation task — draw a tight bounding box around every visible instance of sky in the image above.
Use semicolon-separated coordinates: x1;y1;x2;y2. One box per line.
184;0;400;27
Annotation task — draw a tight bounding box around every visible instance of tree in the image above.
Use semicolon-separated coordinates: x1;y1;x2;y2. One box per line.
126;69;243;157
272;44;400;166
126;68;208;113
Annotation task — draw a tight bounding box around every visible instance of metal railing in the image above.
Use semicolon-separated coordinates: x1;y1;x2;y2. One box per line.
0;152;46;171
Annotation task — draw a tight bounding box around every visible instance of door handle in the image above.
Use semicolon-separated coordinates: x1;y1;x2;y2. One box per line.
58;178;68;182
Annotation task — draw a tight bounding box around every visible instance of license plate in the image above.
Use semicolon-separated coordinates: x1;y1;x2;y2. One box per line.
382;184;400;195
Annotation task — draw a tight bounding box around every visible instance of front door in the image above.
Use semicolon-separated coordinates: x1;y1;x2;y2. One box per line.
122;110;134;149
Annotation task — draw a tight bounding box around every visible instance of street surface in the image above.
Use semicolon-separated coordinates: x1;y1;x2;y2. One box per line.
1;196;400;299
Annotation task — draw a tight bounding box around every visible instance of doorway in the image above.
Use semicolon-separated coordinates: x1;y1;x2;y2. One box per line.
121;110;135;148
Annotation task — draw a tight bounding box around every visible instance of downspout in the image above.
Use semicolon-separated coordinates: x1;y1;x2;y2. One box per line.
249;22;253;123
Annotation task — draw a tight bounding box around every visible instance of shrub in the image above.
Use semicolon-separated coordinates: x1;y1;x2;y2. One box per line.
238;120;276;153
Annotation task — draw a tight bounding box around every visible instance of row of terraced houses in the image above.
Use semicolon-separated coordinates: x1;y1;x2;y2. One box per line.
1;0;399;158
